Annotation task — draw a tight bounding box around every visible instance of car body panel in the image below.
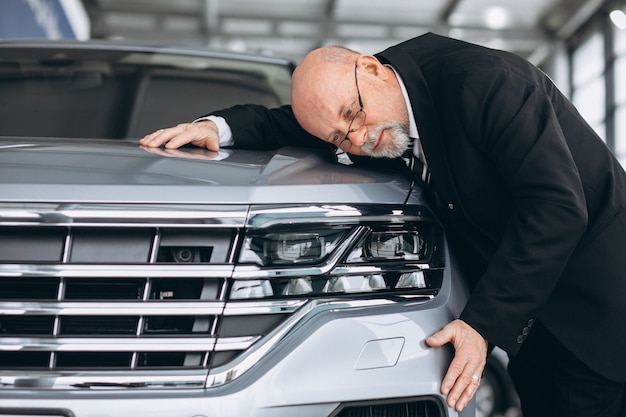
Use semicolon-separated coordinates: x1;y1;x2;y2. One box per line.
0;139;413;204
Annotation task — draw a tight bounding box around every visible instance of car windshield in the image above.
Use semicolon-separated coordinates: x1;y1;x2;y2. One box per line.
0;43;293;139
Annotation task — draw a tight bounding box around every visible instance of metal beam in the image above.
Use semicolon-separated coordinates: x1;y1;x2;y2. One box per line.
439;0;462;23
202;0;219;35
557;0;607;38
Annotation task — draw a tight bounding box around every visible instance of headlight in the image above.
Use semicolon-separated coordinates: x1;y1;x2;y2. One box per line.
271;233;321;262
367;231;424;259
351;225;437;263
240;228;349;266
231;219;443;300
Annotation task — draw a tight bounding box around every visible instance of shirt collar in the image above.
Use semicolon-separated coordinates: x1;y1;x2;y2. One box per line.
386;64;419;139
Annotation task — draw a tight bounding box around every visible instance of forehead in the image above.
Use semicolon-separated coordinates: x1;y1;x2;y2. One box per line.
293;71;353;138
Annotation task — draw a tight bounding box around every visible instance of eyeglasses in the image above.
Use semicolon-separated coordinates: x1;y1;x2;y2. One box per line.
334;65;366;150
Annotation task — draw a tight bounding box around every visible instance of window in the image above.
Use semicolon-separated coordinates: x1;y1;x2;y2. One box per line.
568;5;626;167
571;30;606;141
615;23;626;165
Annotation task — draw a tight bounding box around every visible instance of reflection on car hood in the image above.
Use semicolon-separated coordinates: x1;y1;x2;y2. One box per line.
0;138;411;204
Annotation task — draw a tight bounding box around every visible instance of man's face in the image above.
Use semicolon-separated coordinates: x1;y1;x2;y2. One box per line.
358;120;410;158
292;53;411;159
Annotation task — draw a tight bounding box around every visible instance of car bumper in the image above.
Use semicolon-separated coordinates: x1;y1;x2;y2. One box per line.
0;298;473;417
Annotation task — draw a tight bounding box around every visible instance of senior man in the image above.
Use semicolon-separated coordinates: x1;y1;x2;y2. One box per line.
141;33;626;416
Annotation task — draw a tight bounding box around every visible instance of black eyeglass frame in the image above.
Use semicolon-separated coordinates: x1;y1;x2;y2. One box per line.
336;65;366;150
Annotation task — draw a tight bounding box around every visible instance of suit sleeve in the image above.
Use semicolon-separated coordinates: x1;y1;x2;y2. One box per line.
454;68;588;355
211;104;326;150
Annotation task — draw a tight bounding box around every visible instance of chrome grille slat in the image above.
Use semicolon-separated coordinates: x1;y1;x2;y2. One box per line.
0;265;236;278
222;300;306;315
0;302;226;315
0;337;220;352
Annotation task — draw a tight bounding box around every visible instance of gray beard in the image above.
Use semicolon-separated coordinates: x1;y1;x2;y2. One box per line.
361;121;410;158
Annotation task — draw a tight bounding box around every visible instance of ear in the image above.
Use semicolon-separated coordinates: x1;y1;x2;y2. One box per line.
356;55;387;80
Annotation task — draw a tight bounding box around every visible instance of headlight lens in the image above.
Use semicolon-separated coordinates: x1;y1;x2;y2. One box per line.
353;224;437;263
367;231;424;259
240;228;349;266
272;233;321;262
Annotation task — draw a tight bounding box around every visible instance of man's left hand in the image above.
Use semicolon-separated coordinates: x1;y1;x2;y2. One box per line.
426;319;488;412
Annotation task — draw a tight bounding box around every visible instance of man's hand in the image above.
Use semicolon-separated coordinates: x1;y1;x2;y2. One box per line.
139;120;220;151
426;319;488;412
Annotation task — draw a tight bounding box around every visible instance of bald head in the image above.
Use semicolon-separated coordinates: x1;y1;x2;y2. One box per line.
291;46;359;138
291;45;411;158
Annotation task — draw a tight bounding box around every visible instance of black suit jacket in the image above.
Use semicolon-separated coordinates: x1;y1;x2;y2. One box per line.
214;33;626;382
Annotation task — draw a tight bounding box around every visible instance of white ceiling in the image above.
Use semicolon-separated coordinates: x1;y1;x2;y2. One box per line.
82;0;611;65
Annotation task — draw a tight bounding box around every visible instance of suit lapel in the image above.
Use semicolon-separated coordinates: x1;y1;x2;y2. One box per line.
376;46;458;209
376;45;499;249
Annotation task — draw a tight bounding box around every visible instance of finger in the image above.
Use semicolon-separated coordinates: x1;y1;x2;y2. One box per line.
163;122;219;151
442;347;486;398
427;319;487;411
445;365;484;411
188;121;220;151
440;352;466;395
140;126;183;147
162;129;197;149
425;327;451;348
455;372;483;412
139;128;167;145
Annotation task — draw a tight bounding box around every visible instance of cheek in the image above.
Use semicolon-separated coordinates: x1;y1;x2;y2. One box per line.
370;93;408;125
368;104;395;126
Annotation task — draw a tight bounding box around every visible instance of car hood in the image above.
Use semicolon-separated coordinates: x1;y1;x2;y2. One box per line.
0;138;412;204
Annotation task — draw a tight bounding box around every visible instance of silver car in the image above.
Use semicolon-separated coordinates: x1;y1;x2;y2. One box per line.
0;40;517;417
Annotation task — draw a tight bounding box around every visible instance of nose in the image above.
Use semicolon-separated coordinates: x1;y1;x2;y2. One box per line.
346;124;367;148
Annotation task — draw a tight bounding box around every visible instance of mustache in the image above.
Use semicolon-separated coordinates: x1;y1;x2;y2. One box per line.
362;122;410;158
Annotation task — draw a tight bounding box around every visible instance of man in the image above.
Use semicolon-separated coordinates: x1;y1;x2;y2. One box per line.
141;33;626;416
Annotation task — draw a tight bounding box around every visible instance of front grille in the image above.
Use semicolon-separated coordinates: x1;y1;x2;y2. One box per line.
0;203;442;389
331;397;444;417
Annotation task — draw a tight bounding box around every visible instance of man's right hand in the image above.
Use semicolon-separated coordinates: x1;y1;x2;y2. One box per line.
139;120;220;151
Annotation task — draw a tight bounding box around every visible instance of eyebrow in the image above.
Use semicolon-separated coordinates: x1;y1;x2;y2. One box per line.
339;99;357;119
337;102;348;120
327;100;356;142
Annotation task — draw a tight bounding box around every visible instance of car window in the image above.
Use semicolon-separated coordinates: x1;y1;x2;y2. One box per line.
0;46;291;139
128;68;281;138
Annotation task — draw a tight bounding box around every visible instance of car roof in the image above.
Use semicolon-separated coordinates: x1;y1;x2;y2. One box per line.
0;38;296;69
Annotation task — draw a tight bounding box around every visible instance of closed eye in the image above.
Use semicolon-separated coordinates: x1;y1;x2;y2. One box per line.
328;102;357;144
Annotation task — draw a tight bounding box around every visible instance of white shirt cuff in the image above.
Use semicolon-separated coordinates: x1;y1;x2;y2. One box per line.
193;115;234;147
